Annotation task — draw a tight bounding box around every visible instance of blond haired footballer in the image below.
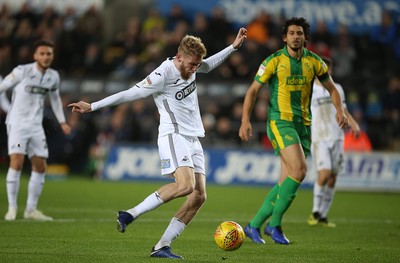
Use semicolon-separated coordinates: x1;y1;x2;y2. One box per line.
69;28;247;259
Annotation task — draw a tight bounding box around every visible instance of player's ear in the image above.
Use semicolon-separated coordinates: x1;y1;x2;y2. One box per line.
176;53;183;63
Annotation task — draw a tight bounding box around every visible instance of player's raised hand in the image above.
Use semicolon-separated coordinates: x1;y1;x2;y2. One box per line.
68;101;92;113
232;27;247;49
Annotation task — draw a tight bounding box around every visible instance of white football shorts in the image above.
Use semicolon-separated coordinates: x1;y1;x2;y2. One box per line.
7;124;49;158
158;133;205;177
311;140;344;174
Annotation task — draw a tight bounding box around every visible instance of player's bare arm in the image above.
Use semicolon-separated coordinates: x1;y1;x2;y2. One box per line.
322;78;348;129
239;80;263;141
60;122;72;135
344;108;361;138
68;101;92;113
232;28;247;49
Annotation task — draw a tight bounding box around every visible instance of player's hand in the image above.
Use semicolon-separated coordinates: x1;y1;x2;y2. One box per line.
232;27;247;49
350;123;361;138
68;101;92;113
60;122;72;135
239;121;252;141
336;111;348;129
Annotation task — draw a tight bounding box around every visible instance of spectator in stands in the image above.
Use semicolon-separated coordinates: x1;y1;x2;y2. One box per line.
382;75;400;149
141;8;166;45
0;3;16;37
11;18;36;61
208;6;233;54
370;10;397;46
76;4;103;47
331;24;356;84
165;3;189;31
13;2;37;28
313;20;334;45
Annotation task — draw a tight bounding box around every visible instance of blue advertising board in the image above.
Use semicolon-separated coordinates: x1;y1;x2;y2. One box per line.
102;144;400;191
156;0;400;34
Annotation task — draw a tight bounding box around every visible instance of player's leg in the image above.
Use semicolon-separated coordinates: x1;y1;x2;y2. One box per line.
308;141;333;225
5;124;27;220
23;127;52;221
118;166;196;233
318;174;337;227
309;169;330;224
266;143;306;244
151;136;205;259
151;172;206;259
271;144;306;223
5;153;25;220
319;140;343;227
244;184;279;244
24;156;52;221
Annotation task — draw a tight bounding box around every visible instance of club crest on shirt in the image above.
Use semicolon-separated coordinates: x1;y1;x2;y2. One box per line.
175;81;196;100
161;159;171;169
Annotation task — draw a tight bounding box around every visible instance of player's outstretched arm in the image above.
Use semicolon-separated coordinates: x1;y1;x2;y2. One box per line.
68;101;92;113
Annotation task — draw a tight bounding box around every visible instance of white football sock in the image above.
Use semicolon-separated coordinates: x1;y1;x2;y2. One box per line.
6;168;21;209
127;191;164;218
26;171;45;212
320;186;335;218
312;182;325;213
154;217;186;250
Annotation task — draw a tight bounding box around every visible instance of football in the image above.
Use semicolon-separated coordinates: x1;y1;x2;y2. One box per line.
214;221;245;251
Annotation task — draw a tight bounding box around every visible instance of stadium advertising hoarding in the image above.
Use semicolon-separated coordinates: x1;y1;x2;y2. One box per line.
156;0;400;34
102;145;400;191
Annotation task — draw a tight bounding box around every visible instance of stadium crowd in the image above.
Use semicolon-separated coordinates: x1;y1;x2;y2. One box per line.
0;2;399;174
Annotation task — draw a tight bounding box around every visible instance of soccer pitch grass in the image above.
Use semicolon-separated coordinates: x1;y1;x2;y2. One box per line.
0;175;399;263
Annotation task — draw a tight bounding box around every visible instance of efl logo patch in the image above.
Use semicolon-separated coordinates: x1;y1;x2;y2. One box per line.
161;159;171;169
257;64;266;76
140;76;152;87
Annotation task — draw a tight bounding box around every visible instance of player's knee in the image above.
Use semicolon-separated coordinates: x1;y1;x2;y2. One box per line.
178;183;195;196
291;163;307;181
190;191;207;208
196;191;207;204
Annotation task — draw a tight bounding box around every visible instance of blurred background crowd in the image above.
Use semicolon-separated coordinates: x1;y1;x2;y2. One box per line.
0;1;399;175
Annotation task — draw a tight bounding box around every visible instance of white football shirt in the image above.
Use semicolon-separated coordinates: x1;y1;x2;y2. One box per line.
311;81;347;142
0;62;66;125
91;45;236;138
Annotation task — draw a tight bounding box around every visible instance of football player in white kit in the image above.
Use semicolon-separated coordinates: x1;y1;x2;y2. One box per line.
0;40;71;221
308;57;360;227
69;28;247;259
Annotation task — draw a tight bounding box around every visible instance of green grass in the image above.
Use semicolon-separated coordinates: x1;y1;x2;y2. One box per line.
0;174;399;263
